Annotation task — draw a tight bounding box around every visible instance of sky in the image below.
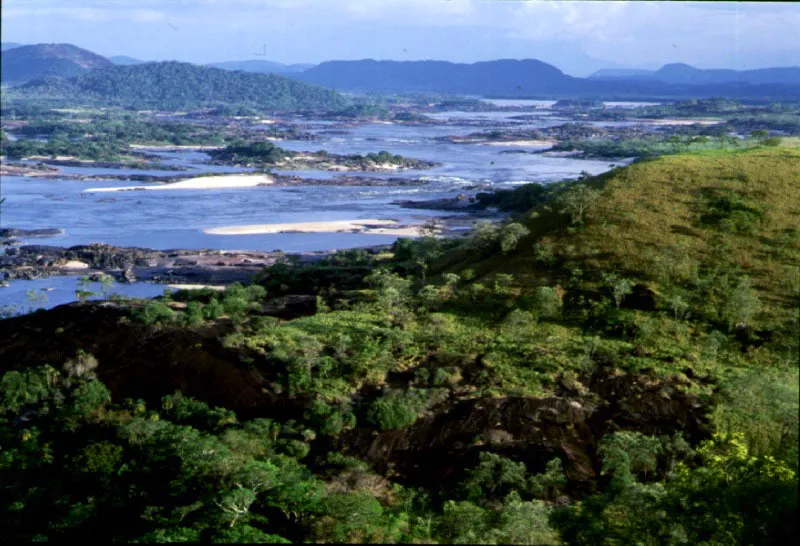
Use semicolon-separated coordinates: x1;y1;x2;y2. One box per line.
2;1;799;76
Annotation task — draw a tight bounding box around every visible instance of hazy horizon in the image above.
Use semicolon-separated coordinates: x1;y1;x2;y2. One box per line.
3;1;799;77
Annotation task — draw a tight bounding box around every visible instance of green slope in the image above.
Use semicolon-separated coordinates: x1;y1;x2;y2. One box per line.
444;147;800;341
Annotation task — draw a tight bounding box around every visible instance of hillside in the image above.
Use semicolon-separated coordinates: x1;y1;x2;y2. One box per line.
209;60;314;74
0;147;796;543
0;43;113;84
0;42;23;51
13;61;348;111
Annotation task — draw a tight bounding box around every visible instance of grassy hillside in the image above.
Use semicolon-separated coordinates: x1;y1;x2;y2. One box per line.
445;147;800;342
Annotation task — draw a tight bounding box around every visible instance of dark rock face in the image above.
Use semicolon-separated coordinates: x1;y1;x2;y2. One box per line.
0;228;64;238
340;369;712;495
393;194;478;211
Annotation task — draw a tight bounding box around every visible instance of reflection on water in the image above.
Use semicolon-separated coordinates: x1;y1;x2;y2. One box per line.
0;277;168;315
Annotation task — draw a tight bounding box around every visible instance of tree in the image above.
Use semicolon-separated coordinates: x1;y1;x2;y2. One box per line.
602;273;633;309
556;184;601;224
499;223;531;254
598;431;663;483
720;276;760;329
215;488;257;528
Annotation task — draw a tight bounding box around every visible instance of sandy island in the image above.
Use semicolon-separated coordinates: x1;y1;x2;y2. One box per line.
204;219;427;237
82;174;274;193
640;119;722;126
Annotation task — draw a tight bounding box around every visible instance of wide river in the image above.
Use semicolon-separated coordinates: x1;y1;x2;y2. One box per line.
1;101;633;310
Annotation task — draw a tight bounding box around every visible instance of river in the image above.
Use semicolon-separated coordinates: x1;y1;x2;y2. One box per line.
1;101;636;310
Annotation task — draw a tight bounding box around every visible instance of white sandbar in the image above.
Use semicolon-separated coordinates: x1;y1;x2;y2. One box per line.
204;219;404;235
82;174;273;193
129;144;223;150
167;284;227;291
483;139;556;147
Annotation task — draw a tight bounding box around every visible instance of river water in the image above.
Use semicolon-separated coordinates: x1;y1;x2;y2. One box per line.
1;102;634;310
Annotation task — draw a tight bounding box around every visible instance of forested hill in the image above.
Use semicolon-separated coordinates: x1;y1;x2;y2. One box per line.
297;58;579;94
1;43;113;85
13;61;348;111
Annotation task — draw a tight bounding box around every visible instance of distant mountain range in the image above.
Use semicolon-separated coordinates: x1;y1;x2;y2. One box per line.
591;63;800;86
1;42;23;51
294;59;800;99
13;61;347;112
208;60;315;75
2;43;799;100
1;43;113;85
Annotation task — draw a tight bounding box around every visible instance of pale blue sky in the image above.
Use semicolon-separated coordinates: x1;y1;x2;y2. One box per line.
3;1;799;76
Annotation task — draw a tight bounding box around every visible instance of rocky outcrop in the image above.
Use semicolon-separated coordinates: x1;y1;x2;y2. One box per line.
0;300;714;500
0;228;64;239
340;369;712;496
0;244;293;283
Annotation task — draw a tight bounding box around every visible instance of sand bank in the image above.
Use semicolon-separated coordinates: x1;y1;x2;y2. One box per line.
483;139;556;147
204;219;424;236
82;174;273;193
640;119;722;126
129;144;223;150
167;284;227;291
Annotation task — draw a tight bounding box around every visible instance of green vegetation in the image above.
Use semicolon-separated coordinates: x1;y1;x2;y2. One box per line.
552;134;761;159
1;146;797;543
208;140;292;165
208;142;435;170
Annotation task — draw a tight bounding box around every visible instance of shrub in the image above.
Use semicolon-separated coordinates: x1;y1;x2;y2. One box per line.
133;301;175;325
366;389;430;430
530;286;563;319
499;223;530;254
